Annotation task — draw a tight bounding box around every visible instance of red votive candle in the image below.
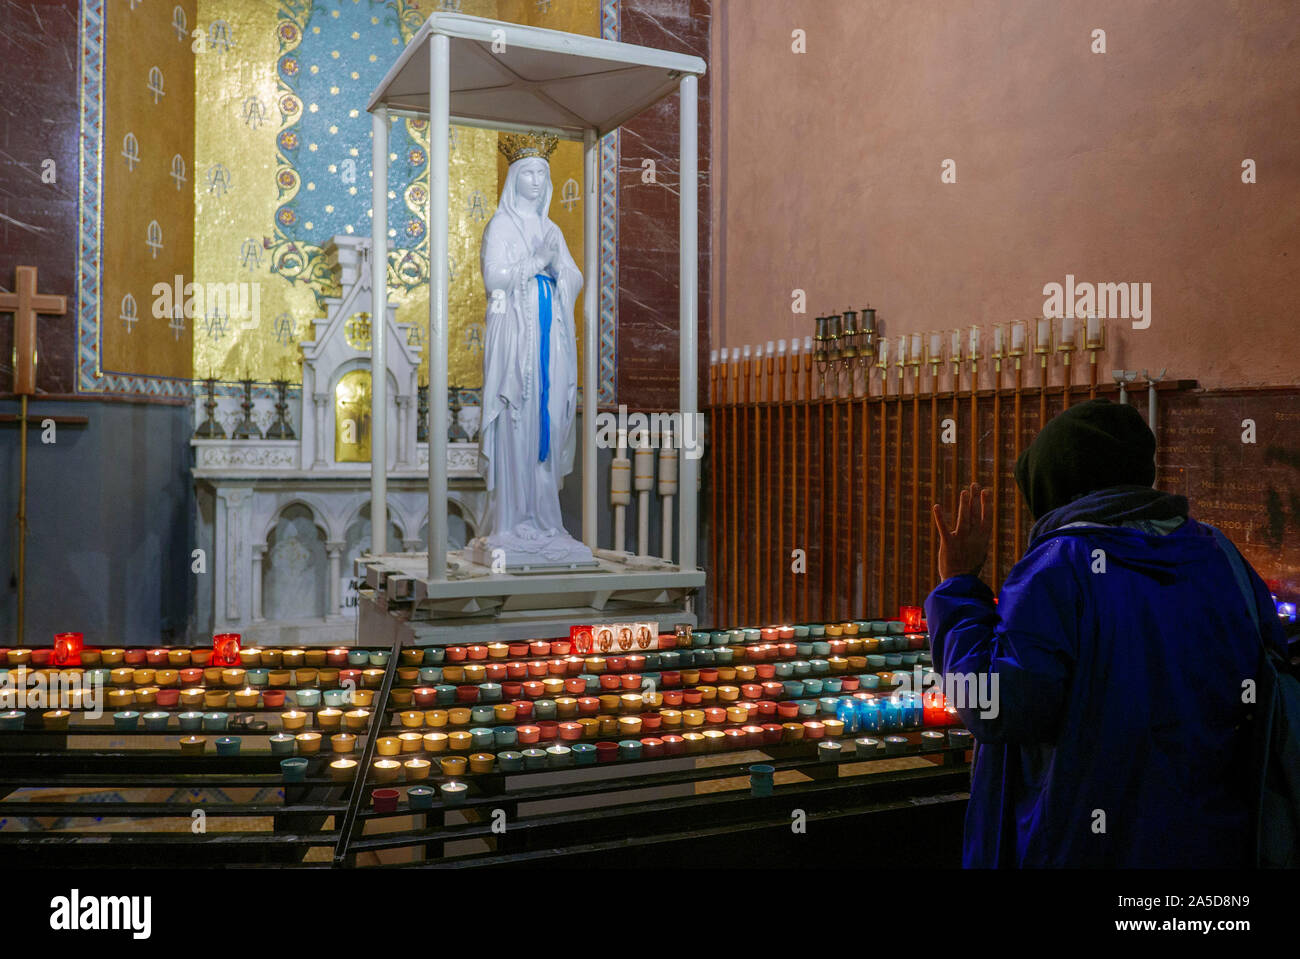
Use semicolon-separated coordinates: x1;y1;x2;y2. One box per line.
179;668;203;684
529;641;550;657
841;677;860;692
512;700;533;720
154;689;180;708
327;648;349;666
547;658;567;677
626;655;646;671
552;640;572;656
803;720;826;740
595;741;619;762
640;712;662;731
527;661;548;678
537;720;559;740
741;683;763;700
699;668;719;684
565;657;584;677
761;628;779;643
661;734;685;756
564;678;586;695
455;685;479;703
577;697;600;715
413;688;437;707
467;645;488;661
761;723;784;744
660;671;681;688
146;648;169;665
506;662;527;680
558;721;583;741
521;681;544;699
517;725;541;744
661;690;683;707
742;724;765;746
599;674;621;690
828;640;847;656
339;669;361;687
261;690;285;708
723;728;747;748
704;707;727;725
682;689;703;706
123;649;146;665
755;663;776;679
778;643;798;659
641;737;665;758
757;700;777;718
620;674;641;691
778;701;800;719
445;647;467;662
779;626;795;641
761;682;785;699
485;664;507;681
606;656;626;673
508;643;529;658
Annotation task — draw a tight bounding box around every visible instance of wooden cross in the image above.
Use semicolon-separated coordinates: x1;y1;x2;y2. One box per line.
0;265;68;394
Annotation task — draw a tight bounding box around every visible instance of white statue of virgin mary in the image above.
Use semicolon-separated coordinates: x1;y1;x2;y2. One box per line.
468;132;595;569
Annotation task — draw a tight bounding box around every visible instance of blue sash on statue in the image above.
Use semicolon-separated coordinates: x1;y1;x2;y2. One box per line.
535;273;553;463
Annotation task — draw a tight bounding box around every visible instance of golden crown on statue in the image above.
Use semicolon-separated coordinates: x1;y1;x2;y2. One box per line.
498;131;560;164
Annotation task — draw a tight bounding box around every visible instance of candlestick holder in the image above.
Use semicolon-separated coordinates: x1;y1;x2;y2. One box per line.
813;315;835;391
949;329;964;393
265;379;295;440
1008;319;1027;375
193;377;226;439
926;331;943;387
990;323;1006;378
416;384;429;444
231;378;262;440
1034;317;1054;386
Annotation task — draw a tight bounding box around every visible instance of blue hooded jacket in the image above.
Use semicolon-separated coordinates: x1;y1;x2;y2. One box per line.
924;487;1287;868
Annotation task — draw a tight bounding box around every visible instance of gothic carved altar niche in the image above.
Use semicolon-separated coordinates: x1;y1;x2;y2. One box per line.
193;236;485;644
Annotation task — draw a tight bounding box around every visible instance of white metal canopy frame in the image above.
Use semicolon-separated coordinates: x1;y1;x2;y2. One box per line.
366;13;706;582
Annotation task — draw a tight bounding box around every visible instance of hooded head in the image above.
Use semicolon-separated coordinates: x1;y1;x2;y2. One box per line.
1015;398;1156;520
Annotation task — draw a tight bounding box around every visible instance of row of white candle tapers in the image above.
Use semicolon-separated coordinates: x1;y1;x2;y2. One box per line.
711;316;1106;367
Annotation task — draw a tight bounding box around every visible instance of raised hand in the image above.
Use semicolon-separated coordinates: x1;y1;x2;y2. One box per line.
932;482;992;581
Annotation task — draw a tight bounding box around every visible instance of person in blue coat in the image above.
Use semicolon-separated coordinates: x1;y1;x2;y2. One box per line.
925;398;1288;867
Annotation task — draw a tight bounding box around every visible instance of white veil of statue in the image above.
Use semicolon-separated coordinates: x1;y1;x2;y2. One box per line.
471;136;593;568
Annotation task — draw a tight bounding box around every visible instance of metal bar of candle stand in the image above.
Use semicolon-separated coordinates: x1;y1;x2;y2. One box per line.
951;360;960;520
859;370;870;619
763;351;773;624
992;352;1002;589
830;370;840;623
712;358;722;613
892;375;902;619
910;365;920;605
802;349;813;623
730;354;739;627
1013;358;1025;561
845;368;853;621
970;353;979;488
877;385;887;620
928;348;939;600
778;348;788;623
780;348;790;615
333;629;405;866
741;353;752;625
754;354;763;624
